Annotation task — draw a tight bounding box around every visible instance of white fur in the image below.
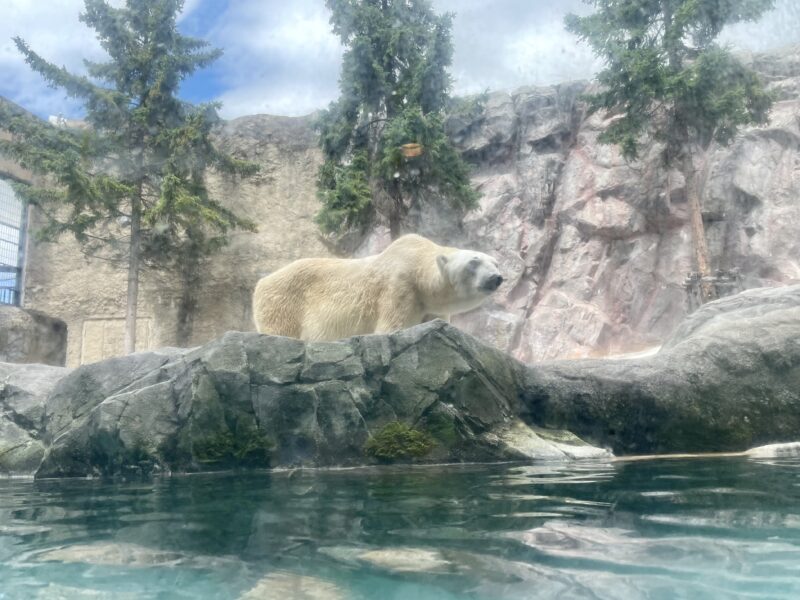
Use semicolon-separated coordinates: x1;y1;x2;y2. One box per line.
252;234;502;341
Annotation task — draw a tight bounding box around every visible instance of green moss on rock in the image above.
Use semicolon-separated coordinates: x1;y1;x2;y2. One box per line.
193;421;273;466
364;421;436;462
424;410;459;447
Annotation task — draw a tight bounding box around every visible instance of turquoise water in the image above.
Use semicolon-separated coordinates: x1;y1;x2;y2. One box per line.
1;458;800;599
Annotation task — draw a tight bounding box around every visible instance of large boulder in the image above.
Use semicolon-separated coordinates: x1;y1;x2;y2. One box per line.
0;361;67;475
35;322;606;478
524;285;800;454
1;285;797;478
0;305;67;366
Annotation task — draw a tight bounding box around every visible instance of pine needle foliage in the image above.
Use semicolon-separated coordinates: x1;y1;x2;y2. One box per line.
0;0;258;351
316;0;479;240
565;0;774;301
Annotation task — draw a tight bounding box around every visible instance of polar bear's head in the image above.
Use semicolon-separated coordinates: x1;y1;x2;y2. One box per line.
437;250;503;305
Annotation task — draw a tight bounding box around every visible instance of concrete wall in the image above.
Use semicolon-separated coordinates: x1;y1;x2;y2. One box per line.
20;114;332;366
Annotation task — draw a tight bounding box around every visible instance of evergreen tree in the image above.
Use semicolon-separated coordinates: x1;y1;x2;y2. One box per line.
0;0;257;353
317;0;478;241
566;0;774;302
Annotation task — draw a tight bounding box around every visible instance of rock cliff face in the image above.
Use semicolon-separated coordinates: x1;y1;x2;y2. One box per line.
350;46;800;362
15;47;800;366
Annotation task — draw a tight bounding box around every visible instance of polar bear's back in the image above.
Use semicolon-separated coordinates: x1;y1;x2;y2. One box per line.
253;256;384;339
251;234;466;341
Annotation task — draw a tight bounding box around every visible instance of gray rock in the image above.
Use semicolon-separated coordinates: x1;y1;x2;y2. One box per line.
0;306;67;366
495;421;611;460
1;285;797;476
35;318;609;477
663;285;800;349
745;441;800;459
0;361;66;475
524;285;800;454
43;348;188;444
0;417;44;475
0;361;67;432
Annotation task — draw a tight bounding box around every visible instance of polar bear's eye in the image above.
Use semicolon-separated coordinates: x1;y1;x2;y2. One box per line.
468;258;481;270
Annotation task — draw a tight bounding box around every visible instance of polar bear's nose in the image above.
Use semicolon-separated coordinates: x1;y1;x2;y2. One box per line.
485;274;503;291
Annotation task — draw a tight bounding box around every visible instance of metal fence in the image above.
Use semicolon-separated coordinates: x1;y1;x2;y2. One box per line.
0;179;27;306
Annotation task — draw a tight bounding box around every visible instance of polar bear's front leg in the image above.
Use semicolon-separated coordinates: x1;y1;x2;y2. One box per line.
374;300;420;335
374;313;412;335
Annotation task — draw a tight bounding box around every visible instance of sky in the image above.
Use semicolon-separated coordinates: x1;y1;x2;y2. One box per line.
1;0;799;122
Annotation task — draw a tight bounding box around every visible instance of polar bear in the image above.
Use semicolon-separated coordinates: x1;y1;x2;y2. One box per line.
252;234;503;341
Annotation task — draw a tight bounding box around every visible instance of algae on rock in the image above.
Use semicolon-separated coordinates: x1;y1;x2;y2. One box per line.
364;421;437;462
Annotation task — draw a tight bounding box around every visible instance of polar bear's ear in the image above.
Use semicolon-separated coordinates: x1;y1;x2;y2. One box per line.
436;254;449;275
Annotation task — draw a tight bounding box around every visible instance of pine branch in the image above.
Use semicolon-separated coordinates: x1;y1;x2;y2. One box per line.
8;0;259;319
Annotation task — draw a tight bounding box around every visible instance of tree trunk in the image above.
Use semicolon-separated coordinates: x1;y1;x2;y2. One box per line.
682;151;717;303
387;181;404;240
388;201;403;240
176;262;199;347
124;195;142;354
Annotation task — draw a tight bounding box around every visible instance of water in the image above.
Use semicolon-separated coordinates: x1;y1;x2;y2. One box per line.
1;457;800;599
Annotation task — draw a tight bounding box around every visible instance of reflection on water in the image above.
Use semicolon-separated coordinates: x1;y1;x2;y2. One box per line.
1;457;800;599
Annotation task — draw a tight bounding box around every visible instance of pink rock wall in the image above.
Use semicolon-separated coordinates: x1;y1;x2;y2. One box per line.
357;47;800;362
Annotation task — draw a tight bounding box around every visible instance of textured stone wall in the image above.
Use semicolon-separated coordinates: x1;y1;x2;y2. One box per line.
22;114;331;366
15;46;800;366
361;45;800;362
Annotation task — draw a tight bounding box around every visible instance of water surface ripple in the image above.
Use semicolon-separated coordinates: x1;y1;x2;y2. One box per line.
1;457;799;599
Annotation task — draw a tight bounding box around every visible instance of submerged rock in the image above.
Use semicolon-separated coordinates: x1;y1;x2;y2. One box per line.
240;572;346;600
319;544;463;575
35;583;140;599
318;544;557;591
34;541;236;570
35;542;192;567
0;285;797;476
356;547;455;573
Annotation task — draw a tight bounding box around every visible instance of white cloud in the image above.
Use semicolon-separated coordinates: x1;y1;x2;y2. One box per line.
2;0;798;121
207;0;343;118
178;0;202;22
1;0;103;117
436;0;594;95
500;31;604;92
442;3;603;96
1;0;208;119
719;0;800;52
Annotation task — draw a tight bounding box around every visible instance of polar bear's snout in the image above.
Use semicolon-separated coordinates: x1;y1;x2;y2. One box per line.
482;274;503;292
